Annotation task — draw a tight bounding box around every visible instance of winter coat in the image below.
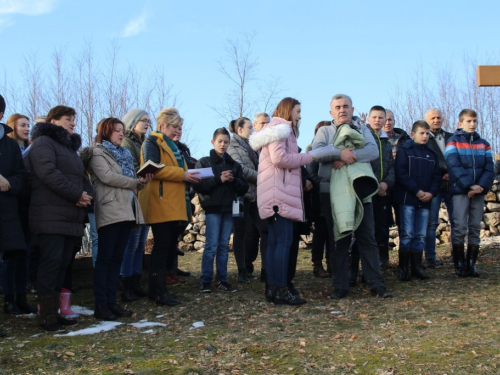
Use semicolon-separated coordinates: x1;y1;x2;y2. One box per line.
227;134;258;202
427;129;453;192
176;141;197;170
122;130;144;173
386;127;410;157
394;140;441;208
249;117;312;222
0;123;27;252
367;126;395;189
193;150;248;214
494;155;500;182
445;128;494;195
80;145;145;231
28;122;86;237
138;132;189;224
311;117;378;193
329;124;379;240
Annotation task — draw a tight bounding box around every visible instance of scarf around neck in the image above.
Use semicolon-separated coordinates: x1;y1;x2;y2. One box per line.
101;140;135;178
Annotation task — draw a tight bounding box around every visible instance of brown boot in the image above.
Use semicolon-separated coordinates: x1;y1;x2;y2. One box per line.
313;261;331;278
39;295;65;332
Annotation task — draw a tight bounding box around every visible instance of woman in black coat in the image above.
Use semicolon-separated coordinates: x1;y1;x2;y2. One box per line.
0;122;29;335
29;106;92;332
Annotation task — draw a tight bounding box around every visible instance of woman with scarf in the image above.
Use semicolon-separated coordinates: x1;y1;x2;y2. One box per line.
81;118;152;321
139;108;201;306
227;117;267;284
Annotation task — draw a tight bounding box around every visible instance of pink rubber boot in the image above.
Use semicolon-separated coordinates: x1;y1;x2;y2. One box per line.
59;293;79;318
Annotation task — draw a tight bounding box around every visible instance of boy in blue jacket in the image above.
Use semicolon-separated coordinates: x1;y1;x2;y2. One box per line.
445;109;494;277
394;121;441;281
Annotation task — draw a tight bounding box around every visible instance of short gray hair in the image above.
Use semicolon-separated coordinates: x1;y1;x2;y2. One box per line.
330;94;352;106
253;112;270;123
425;108;442;118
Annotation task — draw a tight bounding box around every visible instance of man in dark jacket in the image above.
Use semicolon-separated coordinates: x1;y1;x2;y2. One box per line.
423;109;454;268
394;121;441;281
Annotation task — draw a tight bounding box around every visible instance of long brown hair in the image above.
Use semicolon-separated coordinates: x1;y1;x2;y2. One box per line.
272;97;300;122
7;113;30;149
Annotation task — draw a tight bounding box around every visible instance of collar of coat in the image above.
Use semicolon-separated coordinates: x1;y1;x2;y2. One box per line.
125;129;144;144
249;122;291;151
0;123;12;139
31;122;82;151
209;148;235;164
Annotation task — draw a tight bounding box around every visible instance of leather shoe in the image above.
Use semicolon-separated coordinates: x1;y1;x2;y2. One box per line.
330;289;348;299
108;303;132;317
94;305;117;321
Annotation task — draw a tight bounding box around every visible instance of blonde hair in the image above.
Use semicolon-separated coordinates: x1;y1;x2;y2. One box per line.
7;113;30;148
156;107;183;131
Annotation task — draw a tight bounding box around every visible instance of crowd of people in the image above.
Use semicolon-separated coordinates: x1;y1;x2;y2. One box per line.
0;92;496;335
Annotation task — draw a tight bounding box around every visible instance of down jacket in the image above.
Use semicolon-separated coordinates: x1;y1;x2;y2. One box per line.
367;126;395;189
0;123;27;252
249;117;312;222
138;131;189;224
81;145;145;230
29;122;86;237
193;149;248;214
227;134;258;201
445;128;494;195
330;124;379;240
394;140;441;208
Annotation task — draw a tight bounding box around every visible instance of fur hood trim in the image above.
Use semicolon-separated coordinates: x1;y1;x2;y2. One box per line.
32;122;82;151
249;123;291;151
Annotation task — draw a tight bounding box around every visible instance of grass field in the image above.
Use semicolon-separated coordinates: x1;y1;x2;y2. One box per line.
1;244;500;374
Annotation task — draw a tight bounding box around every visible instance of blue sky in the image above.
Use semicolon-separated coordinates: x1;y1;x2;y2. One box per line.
1;0;499;157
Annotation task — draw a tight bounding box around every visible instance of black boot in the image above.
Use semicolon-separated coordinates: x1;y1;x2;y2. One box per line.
94;305;117;321
274;286;306;306
410;251;430;280
238;269;250;284
16;293;37;314
39;294;65;332
176;268;191;277
108;303;132;317
131;274;148;297
265;284;275;303
150;269;180;306
4;295;23;315
398;250;411;281
466;244;480;277
452;244;468;277
121;277;141;302
379;243;390;268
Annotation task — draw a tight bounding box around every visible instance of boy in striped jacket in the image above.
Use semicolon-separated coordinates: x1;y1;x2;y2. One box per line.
445;109;494;278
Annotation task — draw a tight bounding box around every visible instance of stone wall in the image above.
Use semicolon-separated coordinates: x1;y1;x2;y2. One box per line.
176;181;500;251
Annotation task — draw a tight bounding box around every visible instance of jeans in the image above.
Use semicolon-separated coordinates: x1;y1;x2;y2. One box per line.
88;212;99;267
333;203;385;291
94;221;134;305
266;214;294;287
200;213;233;284
37;234;77;297
451;194;484;246
1;252;28;295
120;225;149;277
425;191;454;259
399;205;430;252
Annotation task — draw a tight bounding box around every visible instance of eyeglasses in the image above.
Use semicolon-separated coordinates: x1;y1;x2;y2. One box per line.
138;119;152;125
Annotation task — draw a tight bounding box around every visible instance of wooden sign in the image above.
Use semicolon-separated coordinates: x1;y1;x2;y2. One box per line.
477;66;500;87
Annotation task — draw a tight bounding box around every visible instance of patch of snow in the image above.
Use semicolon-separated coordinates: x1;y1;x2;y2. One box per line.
141;329;154;334
70;306;94;315
190;321;205;330
129;321;167;328
54;321;123;337
156;314;164;318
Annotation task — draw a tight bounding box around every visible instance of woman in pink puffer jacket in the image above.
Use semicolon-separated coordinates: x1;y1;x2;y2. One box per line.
249;97;313;305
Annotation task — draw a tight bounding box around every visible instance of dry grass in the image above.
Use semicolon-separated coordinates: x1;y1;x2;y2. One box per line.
1;244;500;374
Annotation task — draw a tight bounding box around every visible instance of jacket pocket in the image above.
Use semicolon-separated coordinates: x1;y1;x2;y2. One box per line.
99;191;117;205
159;181;163;199
282;169;291;187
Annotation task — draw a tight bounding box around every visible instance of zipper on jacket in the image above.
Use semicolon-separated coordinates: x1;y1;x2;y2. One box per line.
377;136;383;182
471;135;476;182
159;181;163;199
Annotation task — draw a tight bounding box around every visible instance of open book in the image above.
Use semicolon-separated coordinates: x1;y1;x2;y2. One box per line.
137;160;165;178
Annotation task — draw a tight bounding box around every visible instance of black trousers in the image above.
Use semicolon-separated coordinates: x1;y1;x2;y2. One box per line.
233;200;268;272
37;234;77;297
150;221;178;274
320;193;336;272
311;216;330;263
94;221;133;305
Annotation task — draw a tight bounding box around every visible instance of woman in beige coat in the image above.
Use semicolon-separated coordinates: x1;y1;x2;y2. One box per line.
82;117;152;321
